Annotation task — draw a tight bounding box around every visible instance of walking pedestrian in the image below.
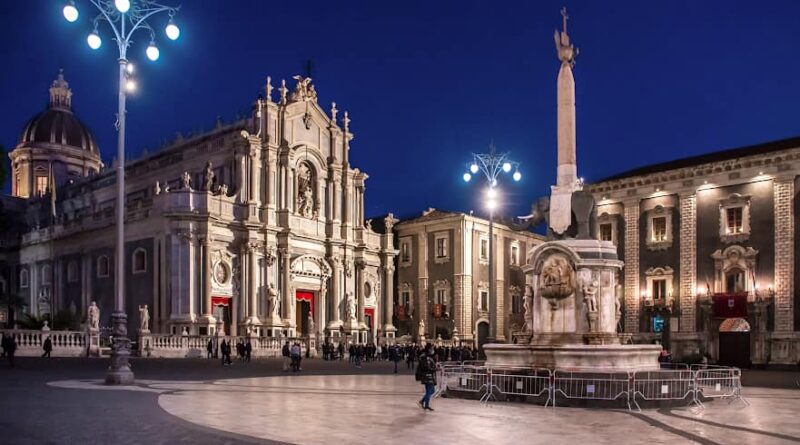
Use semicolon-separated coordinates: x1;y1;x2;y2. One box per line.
2;334;16;367
245;340;252;363
207;339;213;359
42;336;52;358
416;346;437;411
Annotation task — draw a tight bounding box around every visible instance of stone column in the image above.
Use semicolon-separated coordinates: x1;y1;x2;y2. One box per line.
280;248;293;329
328;256;342;329
383;264;396;336
774;178;795;332
249;149;260;203
248;243;260;325
623;199;640;333
356;260;366;327
237;151;247;204
203;237;212;316
678;193;697;333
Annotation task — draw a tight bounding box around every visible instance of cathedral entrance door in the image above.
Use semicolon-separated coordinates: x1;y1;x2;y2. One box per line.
477;321;490;358
295;291;314;336
212;296;231;335
718;317;751;368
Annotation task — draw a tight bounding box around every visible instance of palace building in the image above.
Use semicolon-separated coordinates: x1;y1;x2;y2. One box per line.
392;208;544;348
588;137;800;367
0;71;397;344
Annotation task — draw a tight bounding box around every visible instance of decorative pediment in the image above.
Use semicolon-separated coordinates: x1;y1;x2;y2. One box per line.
432;279;450;290
290;254;331;279
645;266;674;276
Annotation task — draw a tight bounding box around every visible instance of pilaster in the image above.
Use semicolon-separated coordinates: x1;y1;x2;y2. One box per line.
774;178;795;332
678;193;697;332
623;199;640;333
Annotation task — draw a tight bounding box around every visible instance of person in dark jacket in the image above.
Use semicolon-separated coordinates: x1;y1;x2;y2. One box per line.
245;340;252;363
416;346;437;411
207;339;214;359
42;337;52;358
282;341;291;371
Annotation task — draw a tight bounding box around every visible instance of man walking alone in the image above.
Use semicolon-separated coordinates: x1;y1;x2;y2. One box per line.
415;346;437;411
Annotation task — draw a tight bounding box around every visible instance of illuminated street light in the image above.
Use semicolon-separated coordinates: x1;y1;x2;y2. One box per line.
461;144;522;342
59;0;182;386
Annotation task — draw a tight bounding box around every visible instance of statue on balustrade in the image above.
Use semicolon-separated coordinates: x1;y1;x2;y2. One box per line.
268;283;280;318
88;301;100;332
139;304;150;333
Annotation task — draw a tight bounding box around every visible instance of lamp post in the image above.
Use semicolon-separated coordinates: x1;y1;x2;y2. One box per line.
61;0;182;385
462;145;521;343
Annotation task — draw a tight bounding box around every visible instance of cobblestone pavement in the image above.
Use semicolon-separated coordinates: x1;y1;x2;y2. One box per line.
1;357;799;444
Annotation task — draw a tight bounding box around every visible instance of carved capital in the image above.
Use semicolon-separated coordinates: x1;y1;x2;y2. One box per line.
264;245;277;266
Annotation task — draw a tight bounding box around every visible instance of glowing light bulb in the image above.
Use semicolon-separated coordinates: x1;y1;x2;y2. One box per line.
502;162;512;173
87;31;102;49
115;0;130;13
469;163;479;174
146;43;160;61
462;173;471;182
165;19;180;40
513;170;521;182
63;1;78;22
125;79;137;93
126;63;135;74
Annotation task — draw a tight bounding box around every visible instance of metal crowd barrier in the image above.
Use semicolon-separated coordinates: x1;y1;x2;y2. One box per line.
631;370;697;411
553;370;633;410
435;361;747;411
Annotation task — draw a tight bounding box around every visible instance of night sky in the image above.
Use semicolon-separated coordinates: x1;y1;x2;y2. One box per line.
1;1;800;222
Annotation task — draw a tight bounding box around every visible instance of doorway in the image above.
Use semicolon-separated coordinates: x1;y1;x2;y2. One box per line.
295;291;314;336
718;317;751;368
477;321;490;357
213;297;231;335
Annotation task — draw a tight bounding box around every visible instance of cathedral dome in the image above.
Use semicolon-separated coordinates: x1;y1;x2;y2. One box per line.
18;70;99;154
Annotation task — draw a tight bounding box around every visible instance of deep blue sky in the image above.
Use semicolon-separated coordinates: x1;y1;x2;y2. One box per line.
2;1;800;221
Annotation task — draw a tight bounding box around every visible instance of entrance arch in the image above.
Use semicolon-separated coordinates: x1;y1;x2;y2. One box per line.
718;317;751;368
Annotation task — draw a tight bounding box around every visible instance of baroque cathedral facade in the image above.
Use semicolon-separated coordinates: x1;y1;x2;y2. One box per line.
0;72;396;343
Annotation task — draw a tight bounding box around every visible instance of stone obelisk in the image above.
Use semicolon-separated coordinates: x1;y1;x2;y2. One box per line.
549;8;580;235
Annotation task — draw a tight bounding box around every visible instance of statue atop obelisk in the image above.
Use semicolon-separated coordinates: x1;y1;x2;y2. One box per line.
549;7;580;235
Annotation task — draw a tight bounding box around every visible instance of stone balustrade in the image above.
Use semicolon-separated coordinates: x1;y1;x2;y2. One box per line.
0;329;87;357
140;333;309;358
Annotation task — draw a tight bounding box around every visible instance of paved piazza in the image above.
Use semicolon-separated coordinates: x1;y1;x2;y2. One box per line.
47;369;800;445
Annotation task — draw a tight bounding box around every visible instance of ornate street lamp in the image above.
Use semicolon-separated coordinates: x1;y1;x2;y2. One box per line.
462;144;521;343
61;0;182;385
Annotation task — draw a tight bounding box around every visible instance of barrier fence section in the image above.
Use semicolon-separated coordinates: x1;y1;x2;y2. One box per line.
436;361;747;412
553;370;632;410
692;365;749;407
631;370;697;411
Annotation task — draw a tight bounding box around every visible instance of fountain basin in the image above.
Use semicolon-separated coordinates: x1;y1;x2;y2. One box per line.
484;343;662;371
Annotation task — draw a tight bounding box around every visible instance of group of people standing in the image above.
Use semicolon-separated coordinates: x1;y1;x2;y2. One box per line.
210;339;252;365
281;341;304;372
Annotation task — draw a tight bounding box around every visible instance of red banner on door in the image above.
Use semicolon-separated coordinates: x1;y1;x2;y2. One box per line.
712;293;748;318
364;307;374;317
296;291;314;315
211;296;230;307
433;304;443;319
396;305;406;320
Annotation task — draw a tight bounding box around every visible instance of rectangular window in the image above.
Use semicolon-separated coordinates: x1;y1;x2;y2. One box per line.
36;176;49;197
652;279;667;300
480;238;488;260
400;241;411;263
436;289;446;305
726;207;743;234
652;217;667;242
600;223;613;242
436;237;447;258
510;245;519;265
401;291;411;306
479;290;489;310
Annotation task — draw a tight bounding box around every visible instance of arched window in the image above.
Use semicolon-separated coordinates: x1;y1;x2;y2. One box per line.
19;269;29;288
132;248;147;274
41;265;52;285
97;255;110;278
